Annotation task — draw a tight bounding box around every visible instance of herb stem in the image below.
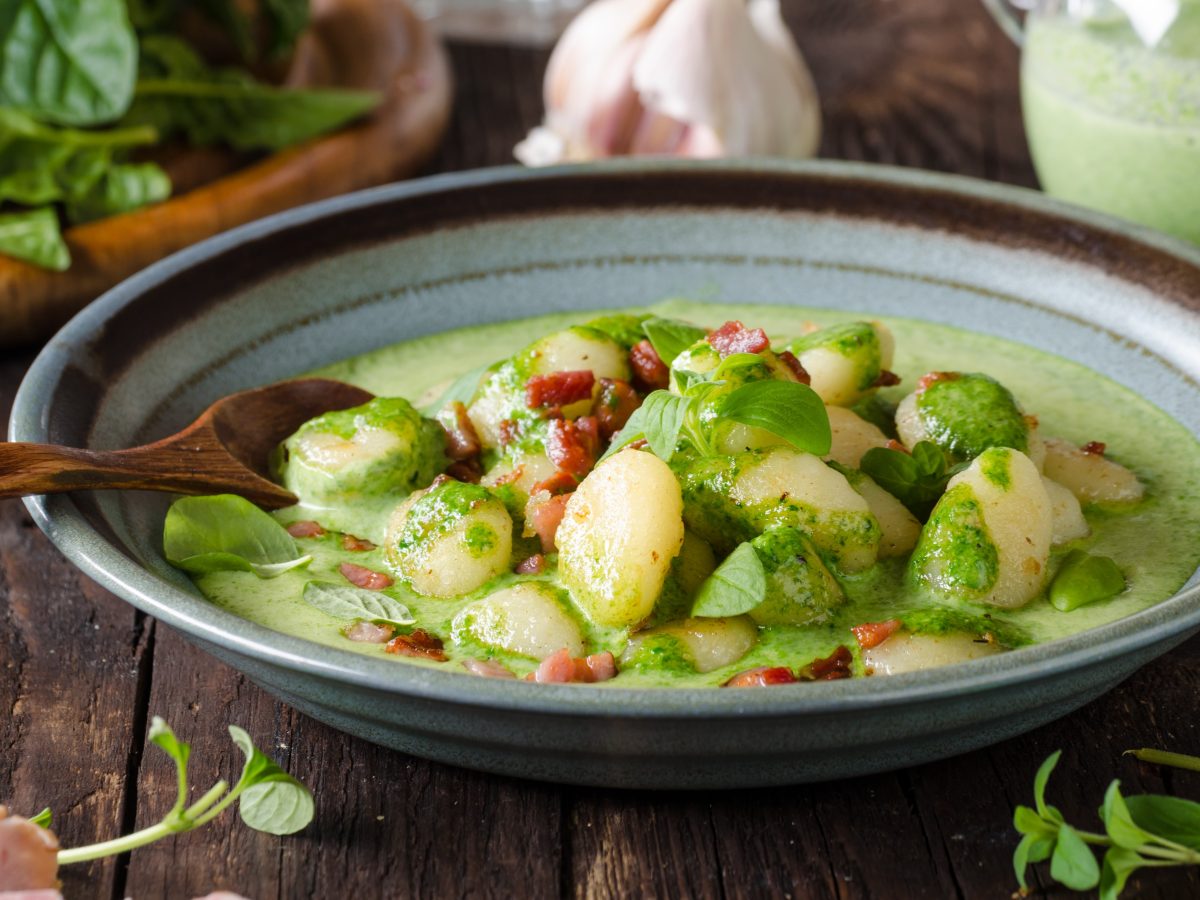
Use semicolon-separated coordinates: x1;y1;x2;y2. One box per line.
57;822;175;865
184;780;229;819
1126;749;1200;773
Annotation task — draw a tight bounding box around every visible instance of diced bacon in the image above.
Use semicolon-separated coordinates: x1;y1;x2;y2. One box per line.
463;658;516;679
525;370;596;409
1082;441;1107;456
585;651;617;682
850;619;902;650
492;466;524;487
916;371;960;392
531;469;577;496
800;645;853;681
571;657;595;683
286;520;325;538
447;459;483;483
723;666;799;687
498;419;518;449
873;369;902;387
515;553;547;575
629;339;670;391
533;648;576;683
777;350;811;385
0;806;59;891
341;534;376;552
885;439;910;454
593;378;641;438
441;401;482;460
546;417;599;479
345;622;395;643
707;320;769;356
528;492;572;553
339;562;393;590
385;629;448;662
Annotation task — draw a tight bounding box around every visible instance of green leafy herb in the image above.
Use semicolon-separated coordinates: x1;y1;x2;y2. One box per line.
1013;750;1200;898
28;807;52;828
691;541;766;617
642;316;706;369
0;0;138;125
860;440;954;519
0;206;69;269
126;35;380;152
65;160;170;223
719;380;831;456
193;0;310;62
1050;550;1125;612
302;581;415;628
163;494;311;578
600;390;695;463
55;716;313;866
426;362;493;413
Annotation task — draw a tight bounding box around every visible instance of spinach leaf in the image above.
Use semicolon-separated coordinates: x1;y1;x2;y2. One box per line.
860;440;952;519
692;542;766;618
0;0;138;125
302;581;415;627
719;380;831;456
228;725;314;835
126;36;380;152
0;206;69;270
163;494;311;578
195;0;310;61
642;316;706;368
64;161;170;223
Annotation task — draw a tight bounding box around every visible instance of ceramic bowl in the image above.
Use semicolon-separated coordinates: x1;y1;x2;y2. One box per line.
12;161;1200;789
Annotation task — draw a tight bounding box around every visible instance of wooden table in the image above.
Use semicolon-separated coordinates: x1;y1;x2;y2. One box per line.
4;1;1199;897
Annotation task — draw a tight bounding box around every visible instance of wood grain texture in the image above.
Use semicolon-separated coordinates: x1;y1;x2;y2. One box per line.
3;0;1200;898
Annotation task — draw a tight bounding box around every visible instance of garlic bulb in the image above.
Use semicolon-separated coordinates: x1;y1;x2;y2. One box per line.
515;0;821;165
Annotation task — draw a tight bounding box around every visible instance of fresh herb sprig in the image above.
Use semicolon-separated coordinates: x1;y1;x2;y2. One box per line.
1014;750;1200;898
47;716;312;865
302;580;415;628
860;440;956;520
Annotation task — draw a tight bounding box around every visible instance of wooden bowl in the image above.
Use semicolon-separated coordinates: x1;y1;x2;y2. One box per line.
0;0;453;348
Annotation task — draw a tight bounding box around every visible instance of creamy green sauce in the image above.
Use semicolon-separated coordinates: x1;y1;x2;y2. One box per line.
193;301;1200;686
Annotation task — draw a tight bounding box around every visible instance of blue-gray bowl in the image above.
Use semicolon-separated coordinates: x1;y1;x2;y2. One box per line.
11;160;1200;788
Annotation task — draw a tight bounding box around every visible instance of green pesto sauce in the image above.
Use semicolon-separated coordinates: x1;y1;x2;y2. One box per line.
192;301;1200;688
916;373;1029;459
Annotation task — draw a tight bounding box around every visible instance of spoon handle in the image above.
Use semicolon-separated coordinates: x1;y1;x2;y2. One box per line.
0;442;295;506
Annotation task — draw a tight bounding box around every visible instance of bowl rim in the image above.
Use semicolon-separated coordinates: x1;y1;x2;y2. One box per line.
12;158;1200;719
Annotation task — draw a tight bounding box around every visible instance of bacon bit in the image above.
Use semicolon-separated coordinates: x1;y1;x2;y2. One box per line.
707;320;769;357
526;648;617;684
532;648;577;683
777;350;811;385
339;562;393;590
515;553;546;575
528;492;572;553
463;658;516;679
546;417;600;479
440;401;481;460
628;438;649;451
498;419;519;449
525;370;596;409
799;645;854;681
491;466;524;487
341;534;376;552
386;629;447;662
286;520;325;538
447;458;483;483
851;619;902;650
885;439;910;454
593;378;641;438
531;469;578;496
429;473;456;490
0;806;60;891
916;371;960;392
345;621;395;643
585;651;617;682
629;339;670;391
1082;441;1107;456
873;369;902;388
723;666;800;687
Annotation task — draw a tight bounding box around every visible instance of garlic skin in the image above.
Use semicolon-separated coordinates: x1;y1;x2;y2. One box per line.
515;0;820;164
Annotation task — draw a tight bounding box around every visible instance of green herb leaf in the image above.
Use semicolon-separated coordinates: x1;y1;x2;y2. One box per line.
718;380;831;456
1050;823;1101;890
148;715;191;770
1124;794;1200;851
1101;781;1155;849
228;726;314;835
692;541;766;618
125;36;380;152
28;807;52;828
163;494;311;578
0;0;138;125
426;362;493;413
1013;804;1054;836
65;161;170;223
860;440;951;519
1050;550;1125;612
642;317;706;368
1033;750;1062;819
601;390;691;463
0;206;69;270
1013;832;1055;890
302;581;415;627
1099;847;1143;900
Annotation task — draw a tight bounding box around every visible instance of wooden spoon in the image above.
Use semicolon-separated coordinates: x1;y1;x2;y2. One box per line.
0;379;374;509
